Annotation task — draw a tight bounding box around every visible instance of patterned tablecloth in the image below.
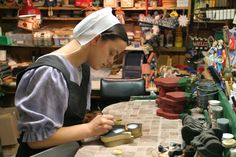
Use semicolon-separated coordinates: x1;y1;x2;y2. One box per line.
75;100;182;157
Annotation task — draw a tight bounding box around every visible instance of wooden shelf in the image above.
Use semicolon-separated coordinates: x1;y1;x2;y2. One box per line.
1;44;145;51
0;5;189;11
0;5;190;21
43;17;83;21
0;6;18;9
193;20;232;24
120;6;189;11
1;44;187;53
1;16;83;21
38;6;83;10
158;47;187;52
1;17;18;20
1;44;60;48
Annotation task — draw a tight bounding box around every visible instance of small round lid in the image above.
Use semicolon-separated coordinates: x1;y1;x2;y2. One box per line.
212;106;223;112
127;124;138;129
208;100;221;106
223;133;234;139
217;118;230;124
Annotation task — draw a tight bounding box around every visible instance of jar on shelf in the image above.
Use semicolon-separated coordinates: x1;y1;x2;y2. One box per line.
175;27;183;48
165;30;173;48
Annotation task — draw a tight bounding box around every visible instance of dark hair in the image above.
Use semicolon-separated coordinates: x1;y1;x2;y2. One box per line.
101;24;128;44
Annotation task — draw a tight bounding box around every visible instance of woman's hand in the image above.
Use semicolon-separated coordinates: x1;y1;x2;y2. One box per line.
87;114;114;136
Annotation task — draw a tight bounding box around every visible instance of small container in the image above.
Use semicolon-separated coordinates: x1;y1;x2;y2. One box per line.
212;106;223;119
0;50;6;62
230;147;236;157
159;34;164;47
165;30;173;48
217;118;230;133
223;133;234;140
53;35;73;46
231;9;235;19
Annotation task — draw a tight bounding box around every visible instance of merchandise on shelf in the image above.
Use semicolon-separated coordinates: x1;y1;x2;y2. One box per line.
17;16;42;31
120;0;134;7
103;0;117;7
177;0;188;7
5;32;33;45
175;27;183;48
74;0;92;7
33;30;54;46
141;52;158;88
115;7;125;24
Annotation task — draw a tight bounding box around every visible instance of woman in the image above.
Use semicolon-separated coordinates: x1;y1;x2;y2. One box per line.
15;7;128;157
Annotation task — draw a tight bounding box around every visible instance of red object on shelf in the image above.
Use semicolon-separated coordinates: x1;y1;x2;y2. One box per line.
157;0;163;6
157;96;185;113
147;52;158;64
74;0;92;7
175;64;189;69
154;77;181;96
154;77;181;87
18;0;40;17
166;91;186;102
145;0;148;16
158;96;185;108
141;64;151;75
156;109;179;119
155;78;188;119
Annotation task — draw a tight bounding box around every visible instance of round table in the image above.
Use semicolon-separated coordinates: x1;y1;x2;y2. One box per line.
75;100;182;157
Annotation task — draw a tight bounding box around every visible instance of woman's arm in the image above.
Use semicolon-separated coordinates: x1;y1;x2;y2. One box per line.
28;114;114;149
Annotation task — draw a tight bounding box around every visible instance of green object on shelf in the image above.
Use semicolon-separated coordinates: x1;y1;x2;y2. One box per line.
218;87;236;137
214;30;223;40
130;91;157;101
0;36;11;45
203;109;210;124
177;78;192;93
130;95;156;101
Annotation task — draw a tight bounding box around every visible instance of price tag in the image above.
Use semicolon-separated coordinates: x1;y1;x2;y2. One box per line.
233;14;236;25
60;39;68;45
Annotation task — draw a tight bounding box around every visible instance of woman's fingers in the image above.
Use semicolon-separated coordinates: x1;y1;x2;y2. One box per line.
101;117;114;126
102;114;114;120
102;123;113;130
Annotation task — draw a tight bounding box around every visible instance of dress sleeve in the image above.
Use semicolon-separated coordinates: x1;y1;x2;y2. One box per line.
15;66;69;142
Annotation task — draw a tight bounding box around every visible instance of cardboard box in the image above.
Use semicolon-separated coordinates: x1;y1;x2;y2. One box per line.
177;0;188;7
103;0;117;7
121;0;134;7
0;107;19;146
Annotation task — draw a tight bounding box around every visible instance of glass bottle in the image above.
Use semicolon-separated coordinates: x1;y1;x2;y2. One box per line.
165;30;173;48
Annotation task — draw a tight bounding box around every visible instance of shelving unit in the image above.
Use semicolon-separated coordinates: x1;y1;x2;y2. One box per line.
0;0;192;68
0;4;192;21
0;1;193;109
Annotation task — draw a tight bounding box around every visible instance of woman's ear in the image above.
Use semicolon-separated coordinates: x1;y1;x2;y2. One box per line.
90;35;101;45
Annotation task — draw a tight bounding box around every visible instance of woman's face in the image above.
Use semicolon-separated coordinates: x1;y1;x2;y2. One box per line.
88;38;127;70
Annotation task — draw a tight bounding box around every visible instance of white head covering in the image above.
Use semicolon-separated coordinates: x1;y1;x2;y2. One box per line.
73;7;120;46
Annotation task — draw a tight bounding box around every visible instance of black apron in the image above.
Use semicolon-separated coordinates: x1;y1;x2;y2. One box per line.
15;55;90;157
